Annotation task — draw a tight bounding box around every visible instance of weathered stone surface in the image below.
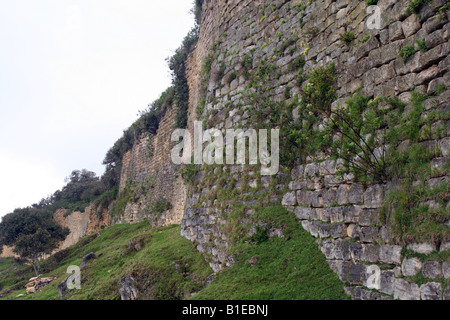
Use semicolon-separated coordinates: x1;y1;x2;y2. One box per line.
80;252;96;269
321;239;335;259
444;285;450;300
328;259;351;282
439;137;450;156
394;278;420;300
323;188;337;207
359;209;379;226
330;223;346;239
348;263;366;284
402;257;422;277
420;282;442;300
348;183;363;204
282;192;297;206
359;227;378;243
422;261;442;279
389;21;404;41
363;265;381;290
304;163;318;177
361;244;380;263
328;206;344;223
379;245;402;265
337;184;350;205
295;206;313;220
402;14;421;37
119;275;139;300
406;243;436;255
350;242;363;261
415;65;440;86
334;239;351;261
351;286;372;300
343;205;361;223
443;261;450;279
363;185;384;208
380;270;395;295
318;223;330;238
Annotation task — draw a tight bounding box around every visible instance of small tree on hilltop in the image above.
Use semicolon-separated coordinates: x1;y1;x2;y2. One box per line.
0;208;69;276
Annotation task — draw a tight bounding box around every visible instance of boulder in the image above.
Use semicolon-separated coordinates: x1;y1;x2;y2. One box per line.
58;274;76;298
394;278;420;300
119;275;139;300
420;282;442;300
401;257;422;277
80;252;96;268
422;261;442;279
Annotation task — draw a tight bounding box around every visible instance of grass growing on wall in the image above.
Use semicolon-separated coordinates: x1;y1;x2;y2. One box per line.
192;206;350;300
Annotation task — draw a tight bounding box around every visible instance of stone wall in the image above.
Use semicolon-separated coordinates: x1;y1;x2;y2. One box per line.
116;107;186;226
180;0;450;299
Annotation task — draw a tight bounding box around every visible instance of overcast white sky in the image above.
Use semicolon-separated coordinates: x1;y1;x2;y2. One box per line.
0;0;196;218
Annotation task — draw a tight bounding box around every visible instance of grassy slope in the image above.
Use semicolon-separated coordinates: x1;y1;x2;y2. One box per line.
0;219;348;300
192;225;349;300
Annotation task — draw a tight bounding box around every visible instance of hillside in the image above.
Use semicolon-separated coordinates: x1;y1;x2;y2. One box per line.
1;0;449;301
0;208;348;300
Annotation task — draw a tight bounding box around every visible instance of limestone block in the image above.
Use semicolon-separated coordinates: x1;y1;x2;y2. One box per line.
379;245;402;265
361;244;380;263
380;270;395;295
360;227;378;243
282;192;297;206
394;278;420;300
407;242;436;254
443;262;450;279
401;14;421;37
402;257;422;277
389;21;404;41
348;183;363;204
363;185;384;208
323;188;337;207
422;261;442;279
420;282;442;300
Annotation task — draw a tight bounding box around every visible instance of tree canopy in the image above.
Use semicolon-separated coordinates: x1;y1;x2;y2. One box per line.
0;207;69;275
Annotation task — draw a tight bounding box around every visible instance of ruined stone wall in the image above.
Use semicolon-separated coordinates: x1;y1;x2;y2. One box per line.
117;107;186;226
181;0;450;300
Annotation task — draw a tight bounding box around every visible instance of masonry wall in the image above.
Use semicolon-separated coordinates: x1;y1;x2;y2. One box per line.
116;107;186;226
181;0;450;300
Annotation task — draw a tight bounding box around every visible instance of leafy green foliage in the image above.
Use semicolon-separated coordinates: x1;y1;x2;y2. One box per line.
416;38;427;52
168;26;200;129
365;0;379;5
102;86;176;190
32;169;106;216
399;45;416;62
406;0;431;14
327;88;449;244
191;0;204;25
252;225;269;244
340;31;356;45
302;63;337;115
179;163;197;183
148;198;173;216
0;208;69;275
329;94;389;183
